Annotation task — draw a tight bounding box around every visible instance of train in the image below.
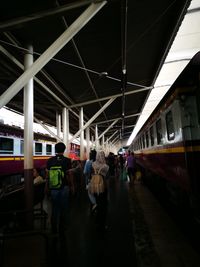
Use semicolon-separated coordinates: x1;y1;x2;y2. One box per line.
130;51;200;220
0;122;80;184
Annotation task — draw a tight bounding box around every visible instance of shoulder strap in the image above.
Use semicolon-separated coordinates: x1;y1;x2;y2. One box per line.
93;166;103;175
93;167;97;174
97;167;103;175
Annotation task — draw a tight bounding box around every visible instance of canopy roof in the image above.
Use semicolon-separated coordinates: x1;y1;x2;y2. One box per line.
0;0;191;146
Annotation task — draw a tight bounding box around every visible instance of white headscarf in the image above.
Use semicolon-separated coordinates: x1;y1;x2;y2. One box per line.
92;150;109;177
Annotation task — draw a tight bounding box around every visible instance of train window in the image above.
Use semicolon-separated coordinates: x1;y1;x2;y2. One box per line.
150;126;154;146
46;144;52;155
166;111;175;140
35;142;42;155
145;131;149;147
0;137;14;154
156;119;163;144
20;140;24;154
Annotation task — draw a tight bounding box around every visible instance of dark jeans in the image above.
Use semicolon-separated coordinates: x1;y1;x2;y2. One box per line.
50;186;69;234
127;167;135;177
127;167;135;183
94;190;108;229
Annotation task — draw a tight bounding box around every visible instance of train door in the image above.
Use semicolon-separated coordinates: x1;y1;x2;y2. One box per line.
180;90;200;217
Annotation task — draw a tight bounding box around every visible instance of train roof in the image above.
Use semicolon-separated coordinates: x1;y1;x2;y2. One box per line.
0;0;190;143
0;122;57;142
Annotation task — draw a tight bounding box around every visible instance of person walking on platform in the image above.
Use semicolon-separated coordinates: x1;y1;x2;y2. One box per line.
91;150;109;232
33;168;44;184
107;152;115;176
45;142;72;235
83;149;97;213
119;154;124;170
126;150;136;185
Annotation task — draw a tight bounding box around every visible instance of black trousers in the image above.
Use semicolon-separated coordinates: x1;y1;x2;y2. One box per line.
94;190;108;229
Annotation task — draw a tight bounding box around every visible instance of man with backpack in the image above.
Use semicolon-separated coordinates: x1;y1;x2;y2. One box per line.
46;142;72;235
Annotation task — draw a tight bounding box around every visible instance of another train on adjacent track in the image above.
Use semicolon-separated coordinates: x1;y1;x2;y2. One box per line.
0;123;80;183
130;52;200;220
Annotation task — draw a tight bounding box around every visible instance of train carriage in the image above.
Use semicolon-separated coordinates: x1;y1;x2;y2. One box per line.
0;123;81;182
131;52;200;219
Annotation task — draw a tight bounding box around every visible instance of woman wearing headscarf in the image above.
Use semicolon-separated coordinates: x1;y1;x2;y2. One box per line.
92;150;109;232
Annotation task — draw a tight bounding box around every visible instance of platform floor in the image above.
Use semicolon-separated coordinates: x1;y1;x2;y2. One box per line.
1;170;200;267
132;180;200;267
1;172;137;267
58;175;137;267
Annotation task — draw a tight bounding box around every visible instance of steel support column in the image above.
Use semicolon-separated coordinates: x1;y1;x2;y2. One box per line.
23;45;34;229
102;135;105;151
63;107;69;155
79;107;84;160
95;125;99;151
56;112;62;142
86;127;90;159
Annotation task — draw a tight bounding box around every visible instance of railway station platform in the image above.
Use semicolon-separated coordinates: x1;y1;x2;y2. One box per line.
131;181;200;267
1;171;200;267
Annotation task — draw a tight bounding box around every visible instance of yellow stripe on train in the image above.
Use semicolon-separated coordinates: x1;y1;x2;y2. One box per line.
135;145;200;155
0;156;51;161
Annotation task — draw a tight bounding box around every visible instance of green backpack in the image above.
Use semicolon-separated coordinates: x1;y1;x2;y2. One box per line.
49;165;64;189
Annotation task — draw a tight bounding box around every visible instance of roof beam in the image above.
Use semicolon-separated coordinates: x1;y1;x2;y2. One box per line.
69;86;152;108
3;32;78;107
34;117;62;142
107;130;118;142
0;0;96;31
69;97;116;143
110;134;119;144
102;124;135;132
1;35;96;133
56;1;109;125
0;44;78;119
98;119;119;140
92;112;141;125
0;1;107;109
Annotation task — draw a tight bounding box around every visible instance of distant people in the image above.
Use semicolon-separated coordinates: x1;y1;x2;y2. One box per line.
33;168;44;184
119;154;124;170
114;154;119;176
83;149;97;212
69;160;83;195
107;152;115;176
126;150;136;185
46;142;72;234
91;150;109;232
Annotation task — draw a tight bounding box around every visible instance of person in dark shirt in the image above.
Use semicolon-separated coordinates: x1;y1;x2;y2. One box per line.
126;150;136;185
46;142;72;234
